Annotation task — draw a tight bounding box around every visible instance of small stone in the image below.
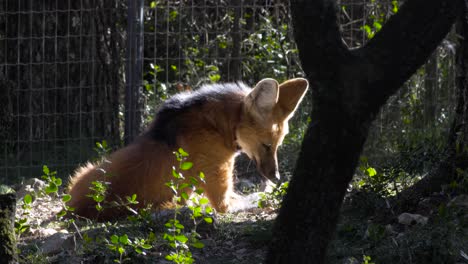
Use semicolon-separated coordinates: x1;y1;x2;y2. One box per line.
236;248;247;255
200;238;215;247
16;178;46;199
398;213;428;226
40;232;74;255
38;228;57;237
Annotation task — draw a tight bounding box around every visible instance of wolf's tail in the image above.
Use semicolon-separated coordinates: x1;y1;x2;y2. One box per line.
67;161;108;219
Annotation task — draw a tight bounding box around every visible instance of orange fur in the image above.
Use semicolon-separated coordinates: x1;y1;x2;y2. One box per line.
67;78;308;220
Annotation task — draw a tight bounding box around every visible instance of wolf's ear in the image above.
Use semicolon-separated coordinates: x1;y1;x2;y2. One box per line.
274;78;309;120
245;78;279;120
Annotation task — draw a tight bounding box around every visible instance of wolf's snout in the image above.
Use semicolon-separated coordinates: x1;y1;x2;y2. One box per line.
255;159;280;183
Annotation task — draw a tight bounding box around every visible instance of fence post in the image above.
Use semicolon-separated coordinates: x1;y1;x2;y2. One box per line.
125;0;145;145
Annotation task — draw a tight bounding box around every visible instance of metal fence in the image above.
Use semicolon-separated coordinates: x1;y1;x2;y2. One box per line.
0;0;457;184
0;0;126;183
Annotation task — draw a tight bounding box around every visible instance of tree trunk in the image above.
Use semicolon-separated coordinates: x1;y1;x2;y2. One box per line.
266;0;461;262
0;193;18;264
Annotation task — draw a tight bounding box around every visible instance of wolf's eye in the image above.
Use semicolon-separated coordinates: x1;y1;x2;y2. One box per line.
262;143;272;150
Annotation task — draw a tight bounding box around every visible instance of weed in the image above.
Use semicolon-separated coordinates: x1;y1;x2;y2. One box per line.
258;181;289;209
14;194;32;239
163;148;214;264
106;233;154;263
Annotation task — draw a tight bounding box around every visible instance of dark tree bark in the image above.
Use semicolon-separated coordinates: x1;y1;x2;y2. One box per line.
0;193;18;264
266;0;461;263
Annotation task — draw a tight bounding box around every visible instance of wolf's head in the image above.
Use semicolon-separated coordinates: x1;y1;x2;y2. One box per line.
236;78;309;182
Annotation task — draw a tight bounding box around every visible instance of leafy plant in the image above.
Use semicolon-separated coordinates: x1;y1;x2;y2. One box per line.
14;194;32;239
163;148;214;264
106;233;154;263
41;165;62;197
362;255;375;264
258;181;289;209
93;140;112;160
86;180;109;213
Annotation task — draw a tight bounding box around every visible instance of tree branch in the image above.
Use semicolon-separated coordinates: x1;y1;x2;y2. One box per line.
290;0;349;85
363;0;462;108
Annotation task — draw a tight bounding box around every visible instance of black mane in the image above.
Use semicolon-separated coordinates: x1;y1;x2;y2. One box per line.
142;82;251;147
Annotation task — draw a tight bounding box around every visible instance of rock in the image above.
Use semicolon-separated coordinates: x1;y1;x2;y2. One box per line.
200;238;215;247
37;228;58;237
236;248;247;255
398;213;428;226
41;231;74;255
448;195;468;208
16;178;46;199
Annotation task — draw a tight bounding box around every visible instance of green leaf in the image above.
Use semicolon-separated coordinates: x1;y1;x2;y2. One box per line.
179;183;190;190
199;197;209;205
373;21;382;32
180;162;193;171
118;246;125;255
43;165;50;175
55;178;62;186
141;244;152;250
175;235;188;243
366;167;377;177
111;235;119;244
45;183;58;194
192;241;205;248
209;74;221;83
57;210;66;217
150;1;157;8
119;234;129;245
23;194;32;204
190;177;199;185
172;168;181;179
181;192;189;201
178;148;189;157
204;217;213;224
62;194;71;203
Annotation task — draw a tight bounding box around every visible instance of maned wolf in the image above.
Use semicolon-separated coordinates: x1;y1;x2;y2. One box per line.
67;78;308;220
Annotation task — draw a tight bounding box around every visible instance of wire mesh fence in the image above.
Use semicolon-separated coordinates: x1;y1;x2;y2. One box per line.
0;0;126;183
0;0;458;184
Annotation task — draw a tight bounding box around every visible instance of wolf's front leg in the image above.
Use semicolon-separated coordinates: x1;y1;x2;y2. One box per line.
203;179;232;213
